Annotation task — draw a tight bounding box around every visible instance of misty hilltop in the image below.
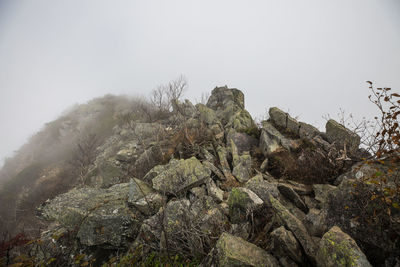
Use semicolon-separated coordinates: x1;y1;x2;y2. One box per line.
0;85;399;267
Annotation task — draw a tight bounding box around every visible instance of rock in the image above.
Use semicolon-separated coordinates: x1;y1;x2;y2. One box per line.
245;174;279;201
152;157;211;195
270;226;303;264
190;186;207;200
313;184;336;206
269;107;300;134
206;179;224;203
127;178;154;204
316;226;372;267
136;197;226;256
304;208;328;237
226;129;258;154
269;195;317;262
131;145;163;178
116;148;135;162
231;140;252;183
172;99;196;117
278;184;308;213
86;160;125;188
228;187;263;224
325;119;360;153
38;183;144;247
130;192;165;216
259;121;295;156
226;109;255;132
211;232;279;267
217;146;237;184
282;180;313;195
299;122;320;139
206;86;245;111
142;159;180;184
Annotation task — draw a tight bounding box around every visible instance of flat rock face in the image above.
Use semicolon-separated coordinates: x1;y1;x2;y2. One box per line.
38;183;144;247
270;226;303;264
214;232;279;267
325;119;360;153
269;107;299;134
151;157;211;195
316;226;372;267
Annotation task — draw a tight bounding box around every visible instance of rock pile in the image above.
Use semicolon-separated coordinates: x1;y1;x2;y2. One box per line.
34;86;399;266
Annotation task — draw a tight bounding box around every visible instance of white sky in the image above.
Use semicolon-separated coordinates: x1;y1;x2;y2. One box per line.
0;0;399;165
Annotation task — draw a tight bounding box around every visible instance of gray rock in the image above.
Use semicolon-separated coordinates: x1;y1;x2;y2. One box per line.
313;184;336;206
226;129;258;154
131;192;165;216
206;179;224;203
231;140;252;183
245;174;280;201
305;208;328;237
278;184;308;213
299;122;320;139
270;226;303;264
152;157;211;195
316;226;372;267
269;195;317;262
228;187;264;224
259;121;295;156
212;232;279;267
325;119;360;153
269;107;300;134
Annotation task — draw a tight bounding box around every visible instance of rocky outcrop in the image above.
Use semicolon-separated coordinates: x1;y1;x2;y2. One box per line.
9;86;393;266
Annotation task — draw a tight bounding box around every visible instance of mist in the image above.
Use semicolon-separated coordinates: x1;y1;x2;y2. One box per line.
1;0;399;166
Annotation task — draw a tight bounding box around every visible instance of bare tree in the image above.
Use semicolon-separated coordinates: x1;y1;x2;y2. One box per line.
150;75;188;112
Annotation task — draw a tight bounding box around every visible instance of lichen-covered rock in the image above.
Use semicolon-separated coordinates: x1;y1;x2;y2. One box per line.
325;119;360;153
206;86;245;111
38;183;144;247
245;174;279;201
211;232;279;267
269;107;300;134
313;184;337;207
259;121;295;156
231;140;252;183
305;208;328;237
269;195;317;262
226;109;255;132
206;179;224;203
316;226;372;267
152;157;211;195
131;145;163;178
270;226;303;264
127;178;154;204
228;187;263;224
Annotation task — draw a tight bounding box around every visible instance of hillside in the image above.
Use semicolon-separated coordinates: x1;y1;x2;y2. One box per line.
0;86;399;266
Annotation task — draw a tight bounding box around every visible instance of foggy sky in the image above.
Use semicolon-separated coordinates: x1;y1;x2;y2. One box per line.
0;0;399;165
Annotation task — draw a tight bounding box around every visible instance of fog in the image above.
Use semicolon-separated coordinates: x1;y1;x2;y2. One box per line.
0;0;399;166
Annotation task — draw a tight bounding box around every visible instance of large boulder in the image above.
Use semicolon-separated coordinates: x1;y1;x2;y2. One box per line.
38;183;145;247
226;129;258;154
325;119;360;153
152;157;211;195
206;232;279;267
231;140;252;183
316;226;372;267
245;174;279;201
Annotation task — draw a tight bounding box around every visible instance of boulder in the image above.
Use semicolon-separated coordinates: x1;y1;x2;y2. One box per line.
259;121;295;156
226;129;258;154
325;119;360;153
299;122;320;139
278;184;308;213
206;179;224;203
313;184;337;207
86;160;124;188
269;195;317;262
210;232;279;267
245;174;279;201
316;226;372;267
152;157;211;195
304;208;328;237
270;226;303;264
228;187;263;224
130;192;165;216
38;183;144;247
269;107;299;134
